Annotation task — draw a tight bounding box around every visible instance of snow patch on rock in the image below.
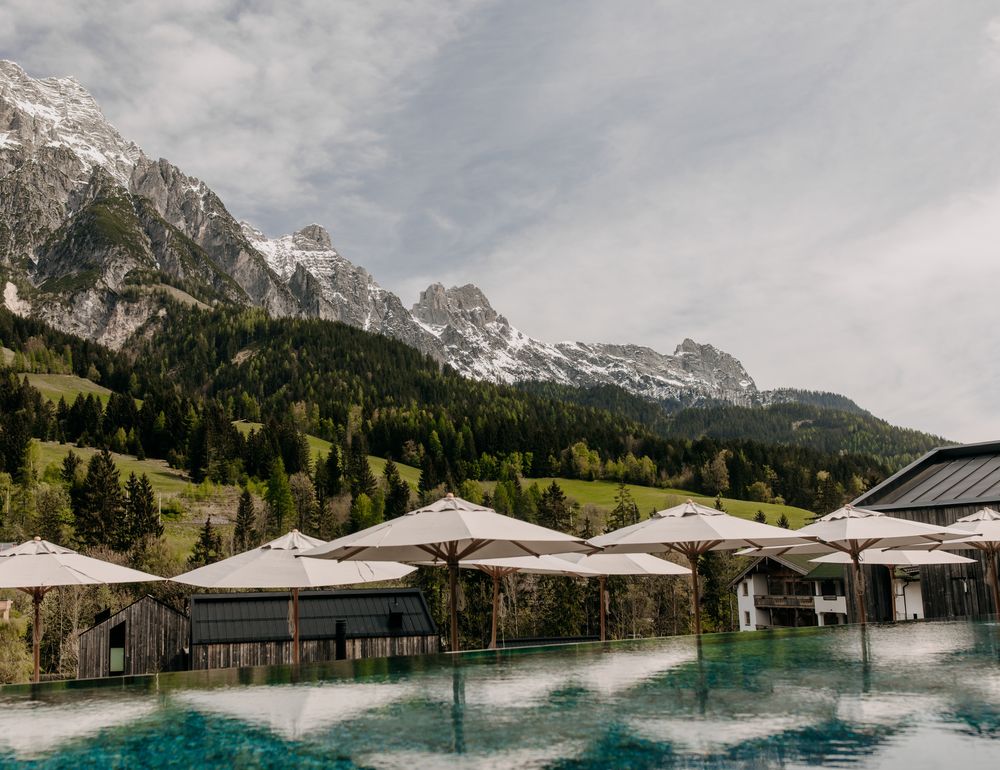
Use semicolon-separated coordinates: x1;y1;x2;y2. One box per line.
2;282;29;316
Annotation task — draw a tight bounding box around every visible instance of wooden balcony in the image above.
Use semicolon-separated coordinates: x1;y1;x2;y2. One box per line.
753;595;816;609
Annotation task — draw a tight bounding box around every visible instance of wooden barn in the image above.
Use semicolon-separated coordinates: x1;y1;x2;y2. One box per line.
78;595;190;680
189;588;439;669
851;440;1000;621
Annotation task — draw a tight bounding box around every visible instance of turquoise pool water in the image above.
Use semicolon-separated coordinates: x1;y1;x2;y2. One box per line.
1;621;998;768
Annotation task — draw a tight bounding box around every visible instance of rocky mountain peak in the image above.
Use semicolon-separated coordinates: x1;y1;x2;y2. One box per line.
293;224;333;251
412;283;500;329
0;60;141;187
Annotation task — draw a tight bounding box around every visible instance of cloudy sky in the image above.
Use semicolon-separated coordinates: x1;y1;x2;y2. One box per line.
3;0;1000;441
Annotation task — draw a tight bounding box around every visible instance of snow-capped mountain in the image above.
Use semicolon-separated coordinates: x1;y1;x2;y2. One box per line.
241;222;440;356
0;60;295;345
410;283;757;405
0;59;757;407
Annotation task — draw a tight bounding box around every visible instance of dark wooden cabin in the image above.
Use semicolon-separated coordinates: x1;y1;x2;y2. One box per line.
189;588;439;669
78;595;190;680
851;440;1000;621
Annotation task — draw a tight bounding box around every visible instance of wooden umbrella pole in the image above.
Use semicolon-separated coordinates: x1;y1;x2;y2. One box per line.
490;573;500;650
688;555;702;636
292;587;300;665
887;565;896;623
988;549;1000;619
32;587;42;684
599;575;607;642
852;555;867;627
449;560;460;652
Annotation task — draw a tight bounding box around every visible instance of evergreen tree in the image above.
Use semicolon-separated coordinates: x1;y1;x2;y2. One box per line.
289;471;319;534
383;459;411;519
352;456;377;499
60;450;82;487
777;513;791;529
233;488;256;552
75;449;125;547
417;453;438;502
264;457;295;537
322;448;342;497
125;472;161;545
188;517;224;568
33;483;71;544
714;493;726;511
753;509;767;524
537;481;572;532
538;574;585;637
698;552;733;632
606;483;639;532
812;470;846;517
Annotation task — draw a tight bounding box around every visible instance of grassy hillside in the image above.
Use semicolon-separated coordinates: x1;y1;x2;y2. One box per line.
232;421;423;487
30;441;224;562
230;424;809;526
23;373;115;405
511;477;813;529
32;441;189;493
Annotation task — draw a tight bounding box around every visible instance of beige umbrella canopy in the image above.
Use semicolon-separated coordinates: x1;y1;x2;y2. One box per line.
301;494;592;651
908;507;1000;615
809;549;976;567
456;555;600;649
742;504;973;626
0;537;162;682
555;553;690;641
589;499;811;634
172;530;414;664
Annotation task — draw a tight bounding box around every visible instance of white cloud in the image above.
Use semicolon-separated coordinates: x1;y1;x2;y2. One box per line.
2;0;1000;440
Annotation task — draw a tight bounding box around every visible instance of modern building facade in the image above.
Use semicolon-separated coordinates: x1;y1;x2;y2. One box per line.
78;595;190;679
77;588;439;679
851;440;1000;620
188;588;439;669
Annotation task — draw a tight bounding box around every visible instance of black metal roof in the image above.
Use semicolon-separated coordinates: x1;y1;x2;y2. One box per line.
728;555;844;587
189;588;437;645
79;595;188;638
852;440;1000;511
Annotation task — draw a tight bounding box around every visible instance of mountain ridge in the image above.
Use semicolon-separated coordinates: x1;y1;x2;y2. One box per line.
0;60;920;425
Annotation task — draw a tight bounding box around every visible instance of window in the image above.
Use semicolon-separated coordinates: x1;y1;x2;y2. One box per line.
742;581;749;597
743;611;751;627
109;621;126;675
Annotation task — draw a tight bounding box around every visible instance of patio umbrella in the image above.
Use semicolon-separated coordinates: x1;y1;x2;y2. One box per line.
810;548;975;622
743;505;972;626
457;555;600;649
907;507;1000;615
589;500;811;635
172;530;414;664
301;494;593;651
555;553;690;641
0;537;162;682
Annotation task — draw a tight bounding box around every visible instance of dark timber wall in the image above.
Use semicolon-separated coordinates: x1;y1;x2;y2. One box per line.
188;589;440;670
78;596;189;680
191;635;439;670
847;503;995;622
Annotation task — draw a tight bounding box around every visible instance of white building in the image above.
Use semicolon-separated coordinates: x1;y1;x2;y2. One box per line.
731;555;849;631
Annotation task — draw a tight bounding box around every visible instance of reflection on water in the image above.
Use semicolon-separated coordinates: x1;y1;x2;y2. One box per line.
0;621;998;768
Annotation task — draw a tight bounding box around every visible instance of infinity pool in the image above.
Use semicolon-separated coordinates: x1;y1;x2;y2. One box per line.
0;621;998;768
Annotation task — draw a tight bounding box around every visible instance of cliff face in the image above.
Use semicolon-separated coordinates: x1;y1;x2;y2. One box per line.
0;59;763;408
0;60;296;344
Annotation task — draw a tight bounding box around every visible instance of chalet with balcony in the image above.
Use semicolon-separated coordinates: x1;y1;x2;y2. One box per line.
731;555;848;631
